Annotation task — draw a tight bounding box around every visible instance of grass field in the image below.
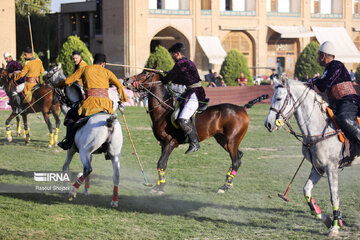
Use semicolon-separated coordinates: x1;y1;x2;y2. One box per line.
0;105;360;239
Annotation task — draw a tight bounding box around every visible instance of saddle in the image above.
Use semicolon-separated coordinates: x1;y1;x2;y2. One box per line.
326;106;360;168
23;84;41;103
71;112;111;158
170;98;209;129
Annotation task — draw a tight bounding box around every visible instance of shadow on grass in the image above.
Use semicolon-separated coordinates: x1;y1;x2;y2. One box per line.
1;191;323;235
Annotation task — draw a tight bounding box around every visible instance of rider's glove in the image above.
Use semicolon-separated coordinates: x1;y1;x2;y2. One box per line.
118;101;125;112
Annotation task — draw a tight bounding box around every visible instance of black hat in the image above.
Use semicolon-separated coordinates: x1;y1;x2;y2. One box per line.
24;47;32;54
168;42;185;55
72;50;81;56
93;53;106;64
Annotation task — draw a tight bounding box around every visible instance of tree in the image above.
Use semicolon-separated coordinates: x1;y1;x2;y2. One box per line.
16;0;50;16
220;49;253;86
56;36;93;77
294;41;324;80
145;45;174;74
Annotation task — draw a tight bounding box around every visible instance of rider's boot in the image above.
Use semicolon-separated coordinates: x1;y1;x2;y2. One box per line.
338;117;360;145
178;118;200;154
58;122;75;150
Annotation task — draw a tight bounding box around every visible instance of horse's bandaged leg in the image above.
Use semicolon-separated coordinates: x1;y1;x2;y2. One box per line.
54;128;59;144
332;206;343;229
157;168;166;186
49;133;54;147
16;121;21;136
306;196;322;218
112;186;118;202
73;175;85;189
6;125;11;138
85;175;90;189
225;167;236;187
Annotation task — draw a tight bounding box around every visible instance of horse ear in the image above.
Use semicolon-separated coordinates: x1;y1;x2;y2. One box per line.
152;61;157;69
58;62;62;69
2;63;4;69
273;78;282;89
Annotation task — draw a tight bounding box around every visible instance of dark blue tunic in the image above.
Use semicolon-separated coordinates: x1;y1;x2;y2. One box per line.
313;60;360;106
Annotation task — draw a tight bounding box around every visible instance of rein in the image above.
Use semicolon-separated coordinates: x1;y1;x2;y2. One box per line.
131;73;174;111
272;83;341;176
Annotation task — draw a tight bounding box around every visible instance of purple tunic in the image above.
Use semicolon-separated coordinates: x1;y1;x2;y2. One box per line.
313;60;360;106
6;60;22;73
163;57;206;103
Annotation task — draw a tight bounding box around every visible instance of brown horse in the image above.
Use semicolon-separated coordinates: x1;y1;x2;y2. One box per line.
124;71;268;194
0;68;61;147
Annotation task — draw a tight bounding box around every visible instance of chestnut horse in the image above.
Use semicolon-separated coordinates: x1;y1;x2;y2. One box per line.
124;71;268;194
0;67;61;147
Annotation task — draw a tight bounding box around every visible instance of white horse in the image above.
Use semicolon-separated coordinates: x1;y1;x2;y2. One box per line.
48;66;123;207
264;78;360;236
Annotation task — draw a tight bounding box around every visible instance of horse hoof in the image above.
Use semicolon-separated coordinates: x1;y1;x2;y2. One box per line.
321;214;332;228
217;189;225;194
7;137;12;143
149;188;164;195
110;200;118;208
68;191;77;201
82;189;90;195
48;145;53;148
328;226;340;237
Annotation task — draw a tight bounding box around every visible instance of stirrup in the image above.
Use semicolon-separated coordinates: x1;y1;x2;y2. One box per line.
58;139;72;150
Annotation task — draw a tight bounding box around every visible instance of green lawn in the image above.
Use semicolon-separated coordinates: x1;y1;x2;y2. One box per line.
0;105;359;239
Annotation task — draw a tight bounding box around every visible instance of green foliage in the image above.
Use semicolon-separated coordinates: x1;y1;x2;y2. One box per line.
56;36;93;77
220;49;253;86
18;51;40;66
355;66;360;84
16;0;50;15
145;45;174;74
294;41;324;80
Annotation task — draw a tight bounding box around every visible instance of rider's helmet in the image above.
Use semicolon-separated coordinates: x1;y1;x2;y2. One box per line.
3;52;11;59
319;41;336;56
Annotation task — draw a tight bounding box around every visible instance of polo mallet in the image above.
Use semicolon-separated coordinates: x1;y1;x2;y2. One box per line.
118;104;153;187
278;157;306;202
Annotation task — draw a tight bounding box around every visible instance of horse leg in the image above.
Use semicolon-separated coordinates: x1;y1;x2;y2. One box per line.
214;134;244;193
42;112;54;147
149;143;175;195
303;167;332;228
82;155;92;195
110;155;120;208
5;112;17;142
22;114;31;144
62;147;76;188
326;166;343;236
69;151;92;201
52;109;61;144
16;116;21;136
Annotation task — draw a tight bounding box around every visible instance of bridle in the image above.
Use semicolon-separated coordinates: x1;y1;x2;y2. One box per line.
128;72;174;111
269;82;341;176
269;83;311;128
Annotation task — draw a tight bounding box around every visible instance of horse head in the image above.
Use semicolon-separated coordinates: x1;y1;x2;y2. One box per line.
124;71;160;92
44;63;65;86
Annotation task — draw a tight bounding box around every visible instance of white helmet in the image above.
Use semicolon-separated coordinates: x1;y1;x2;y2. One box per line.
3;52;11;59
319;41;336;56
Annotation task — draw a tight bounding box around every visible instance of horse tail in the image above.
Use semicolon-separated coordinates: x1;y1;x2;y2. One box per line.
244;94;269;109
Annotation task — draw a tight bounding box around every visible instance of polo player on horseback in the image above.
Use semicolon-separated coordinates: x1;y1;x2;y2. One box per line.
12;47;45;111
310;41;360;144
162;42;207;154
56;53;128;150
3;52;23;113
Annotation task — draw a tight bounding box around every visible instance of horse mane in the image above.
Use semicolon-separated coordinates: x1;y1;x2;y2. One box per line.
286;79;329;108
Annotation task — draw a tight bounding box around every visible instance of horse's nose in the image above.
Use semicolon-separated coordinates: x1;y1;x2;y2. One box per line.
264;121;273;132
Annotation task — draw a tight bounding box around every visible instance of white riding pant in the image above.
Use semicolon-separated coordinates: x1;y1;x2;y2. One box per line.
12;83;25;96
179;93;199;120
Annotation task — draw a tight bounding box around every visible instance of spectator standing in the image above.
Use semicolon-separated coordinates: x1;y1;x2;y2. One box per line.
205;69;215;83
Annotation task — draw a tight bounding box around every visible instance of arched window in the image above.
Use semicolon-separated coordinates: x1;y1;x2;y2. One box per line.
222;31;253;66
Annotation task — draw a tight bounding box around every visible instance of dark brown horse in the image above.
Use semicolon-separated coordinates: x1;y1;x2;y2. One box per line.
0;68;61;147
124;71;268;194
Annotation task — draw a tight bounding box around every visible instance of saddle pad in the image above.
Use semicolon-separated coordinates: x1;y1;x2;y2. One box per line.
23;85;41;103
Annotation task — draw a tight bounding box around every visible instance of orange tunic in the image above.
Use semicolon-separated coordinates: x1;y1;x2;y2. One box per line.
64;65;128;116
73;60;88;86
14;58;44;95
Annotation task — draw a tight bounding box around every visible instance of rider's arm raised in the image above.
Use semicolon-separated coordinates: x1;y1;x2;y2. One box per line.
108;70;129;103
